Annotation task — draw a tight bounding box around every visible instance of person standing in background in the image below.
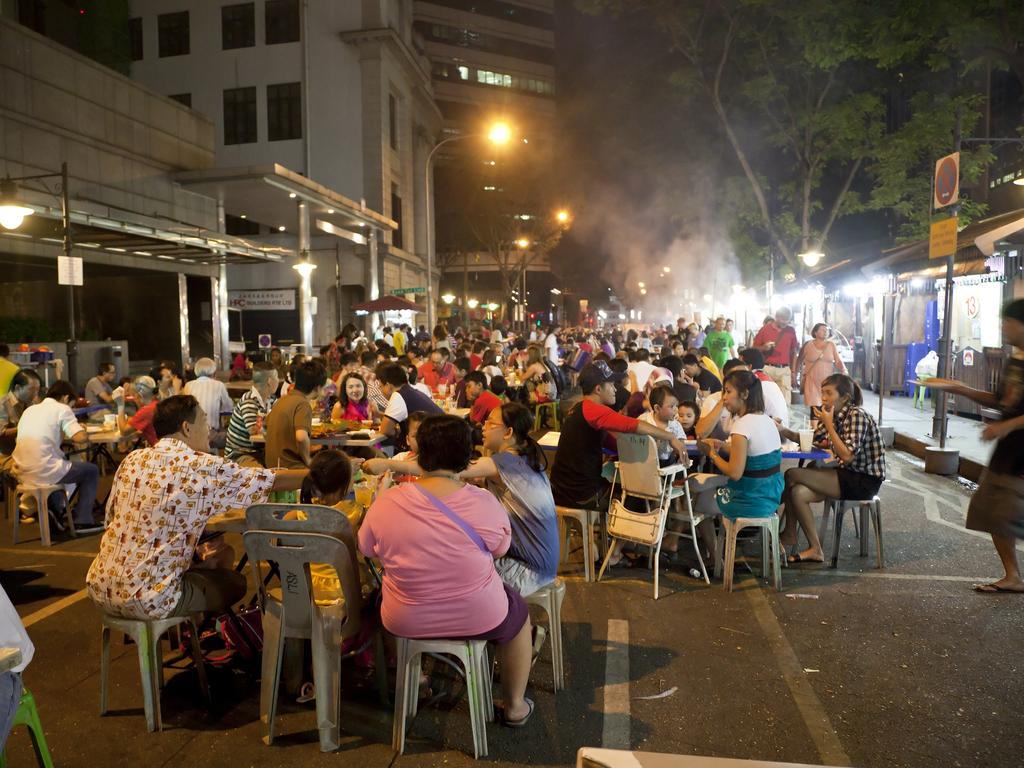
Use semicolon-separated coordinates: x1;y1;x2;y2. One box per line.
753;307;799;404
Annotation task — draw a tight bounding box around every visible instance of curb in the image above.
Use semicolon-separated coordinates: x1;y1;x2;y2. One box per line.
893;431;984;483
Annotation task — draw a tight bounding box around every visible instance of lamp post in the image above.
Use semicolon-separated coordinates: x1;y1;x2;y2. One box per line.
424;121;512;333
0;162;78;384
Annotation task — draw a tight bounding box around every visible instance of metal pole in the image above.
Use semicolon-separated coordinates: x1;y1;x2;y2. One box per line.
297;200;313;351
424;150;435;334
61;162;77;387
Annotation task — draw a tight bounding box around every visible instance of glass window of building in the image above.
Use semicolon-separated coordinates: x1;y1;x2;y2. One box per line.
157;11;189;58
391;184;404;250
224;86;258;145
265;0;300;44
222;3;255;50
267;82;302;141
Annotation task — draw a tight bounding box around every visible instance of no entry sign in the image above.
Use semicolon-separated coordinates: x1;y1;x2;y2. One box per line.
933;152;960;209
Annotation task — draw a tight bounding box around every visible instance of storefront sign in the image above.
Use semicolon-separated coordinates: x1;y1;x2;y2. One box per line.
228;289;296;311
929;216;957;259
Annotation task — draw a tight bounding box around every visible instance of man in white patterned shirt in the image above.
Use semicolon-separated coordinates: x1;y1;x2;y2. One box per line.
86;395;306;619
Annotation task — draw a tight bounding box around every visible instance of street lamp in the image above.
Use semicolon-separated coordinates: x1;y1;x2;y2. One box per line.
440;293;456;304
0;180;35;230
799;250;824;268
662;266;671;274
555;209;570;224
638;281;645;289
292;259;317;279
467;298;480;309
424;120;513;331
515;237;530;249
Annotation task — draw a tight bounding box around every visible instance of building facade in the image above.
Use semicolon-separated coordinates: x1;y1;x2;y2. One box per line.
127;0;443;346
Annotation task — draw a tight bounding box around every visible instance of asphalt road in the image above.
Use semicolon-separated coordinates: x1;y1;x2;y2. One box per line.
2;451;1022;768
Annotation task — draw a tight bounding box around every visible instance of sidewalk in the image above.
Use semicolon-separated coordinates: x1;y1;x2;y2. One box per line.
859;389;993;467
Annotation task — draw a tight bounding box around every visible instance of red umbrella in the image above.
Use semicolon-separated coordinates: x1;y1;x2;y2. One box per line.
351;295;424;312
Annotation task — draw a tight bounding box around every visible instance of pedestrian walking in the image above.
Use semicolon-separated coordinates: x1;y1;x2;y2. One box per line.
927;299;1024;593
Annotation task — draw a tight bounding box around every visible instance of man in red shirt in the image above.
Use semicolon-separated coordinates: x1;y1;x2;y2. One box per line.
417;349;456;392
464;371;502;424
551;361;687;511
114;375;160;446
752;306;799;404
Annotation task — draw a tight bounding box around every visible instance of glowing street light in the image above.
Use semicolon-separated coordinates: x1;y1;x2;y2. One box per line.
662;266;671;273
555;209;571;224
440;293;456;304
515;237;530;249
292;259;316;278
487;122;512;145
486;302;500;311
640;288;648;295
799;250;824;268
638;281;645;289
467;298;480;309
0;180;34;230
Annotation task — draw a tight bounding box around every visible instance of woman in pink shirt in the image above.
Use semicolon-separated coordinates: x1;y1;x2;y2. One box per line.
358;415;535;726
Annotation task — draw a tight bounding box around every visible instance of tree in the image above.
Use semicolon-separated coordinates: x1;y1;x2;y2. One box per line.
582;0;993;273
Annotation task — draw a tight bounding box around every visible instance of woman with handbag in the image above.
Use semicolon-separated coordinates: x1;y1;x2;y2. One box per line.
358;415;535;726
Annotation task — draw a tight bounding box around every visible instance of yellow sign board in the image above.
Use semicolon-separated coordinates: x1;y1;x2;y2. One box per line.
929;216;957;259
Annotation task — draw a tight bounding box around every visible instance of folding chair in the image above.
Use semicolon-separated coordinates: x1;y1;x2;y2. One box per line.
242;504;364;753
597;433;710;599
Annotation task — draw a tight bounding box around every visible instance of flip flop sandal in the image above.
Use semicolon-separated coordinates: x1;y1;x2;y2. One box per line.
787;553;825;564
296;682;316;703
974;583;1024;594
501;697;535;728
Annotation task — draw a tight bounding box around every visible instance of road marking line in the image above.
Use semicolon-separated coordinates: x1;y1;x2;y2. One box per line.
21;588;89;628
601;619;630;749
745;586;851;766
0;547;96;559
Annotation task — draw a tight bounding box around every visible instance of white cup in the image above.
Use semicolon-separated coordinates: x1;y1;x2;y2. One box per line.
103;413;117;429
437;383;448;396
798;429;814;452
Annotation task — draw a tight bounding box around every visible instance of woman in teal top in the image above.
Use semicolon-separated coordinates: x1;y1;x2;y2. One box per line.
701;370;783;518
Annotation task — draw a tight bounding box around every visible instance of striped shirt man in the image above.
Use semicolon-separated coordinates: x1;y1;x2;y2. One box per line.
225;386;272;463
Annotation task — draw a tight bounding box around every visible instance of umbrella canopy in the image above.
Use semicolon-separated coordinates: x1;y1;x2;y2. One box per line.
351;295;423;312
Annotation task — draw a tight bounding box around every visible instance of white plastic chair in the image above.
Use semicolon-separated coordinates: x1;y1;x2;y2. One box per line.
13;484;73;546
824;496;883;569
99;612;209;731
392;636;492;758
524;579;566;691
242;503;364;753
715;515;783;592
597;434;709;599
556;506;602;582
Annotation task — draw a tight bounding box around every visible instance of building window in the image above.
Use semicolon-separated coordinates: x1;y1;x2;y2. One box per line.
388;93;398;150
158;11;189;57
432;61;555;96
414;21;554;65
128;17;143;61
267;82;302;141
222;3;255;50
418;0;553;30
265;0;300;45
391;184;403;250
223;86;257;145
169;93;192;108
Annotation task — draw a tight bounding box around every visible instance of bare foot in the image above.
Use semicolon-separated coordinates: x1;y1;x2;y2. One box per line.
788;547;824;564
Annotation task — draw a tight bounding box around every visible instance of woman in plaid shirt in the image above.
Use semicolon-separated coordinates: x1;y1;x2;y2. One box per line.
777;374;886;564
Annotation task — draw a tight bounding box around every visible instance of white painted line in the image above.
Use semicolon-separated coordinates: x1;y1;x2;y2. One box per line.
601;619;630;749
745;586;851;766
0;547;97;559
21;588;89;628
811;570;992;583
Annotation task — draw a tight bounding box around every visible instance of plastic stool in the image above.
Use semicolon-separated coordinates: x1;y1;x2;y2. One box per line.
827;496;883;569
524;579;566;691
714;516;782;592
99;612;209;732
13;485;72;547
556;506;602;582
532;402;559;431
0;689;54;768
392;636;491;758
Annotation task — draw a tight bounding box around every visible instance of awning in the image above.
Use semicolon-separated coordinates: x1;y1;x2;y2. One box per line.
176;163;396;236
351;295;423;312
1;190;289;266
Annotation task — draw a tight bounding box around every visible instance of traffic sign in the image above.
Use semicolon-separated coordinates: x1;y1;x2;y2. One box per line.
390;287;425;295
929;216;957;259
933;152;959;209
258;333;272;349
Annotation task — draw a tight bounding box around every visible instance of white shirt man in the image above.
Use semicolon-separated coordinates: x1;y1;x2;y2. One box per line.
183;363;234;428
544;328;560;365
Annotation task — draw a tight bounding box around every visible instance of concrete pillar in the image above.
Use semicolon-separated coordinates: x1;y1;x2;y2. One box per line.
368;228;380;332
177;273;191;374
297;200;314;352
214;200;230;368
